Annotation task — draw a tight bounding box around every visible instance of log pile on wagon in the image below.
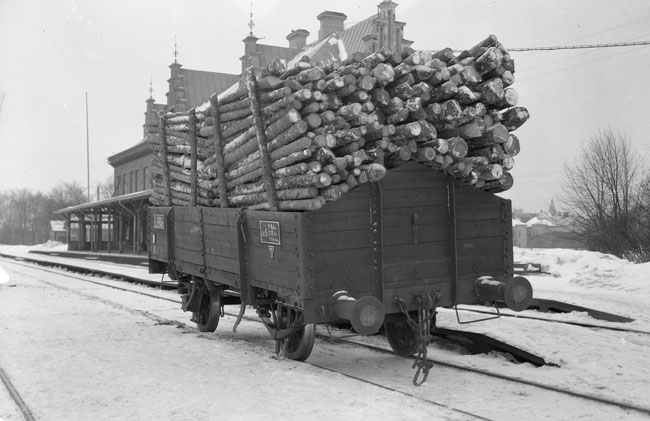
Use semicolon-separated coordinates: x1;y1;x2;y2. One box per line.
148;35;528;211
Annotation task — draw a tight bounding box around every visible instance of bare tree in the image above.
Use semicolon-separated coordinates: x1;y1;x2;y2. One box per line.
50;181;86;208
0;188;50;245
632;171;650;261
96;175;115;200
0;181;95;245
561;129;641;258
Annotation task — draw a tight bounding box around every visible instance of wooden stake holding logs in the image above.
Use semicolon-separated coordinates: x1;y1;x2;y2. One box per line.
245;67;279;211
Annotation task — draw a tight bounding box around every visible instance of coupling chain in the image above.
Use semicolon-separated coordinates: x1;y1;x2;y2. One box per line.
397;292;440;386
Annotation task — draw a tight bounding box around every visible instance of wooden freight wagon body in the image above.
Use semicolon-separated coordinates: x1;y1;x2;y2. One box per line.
149;162;516;323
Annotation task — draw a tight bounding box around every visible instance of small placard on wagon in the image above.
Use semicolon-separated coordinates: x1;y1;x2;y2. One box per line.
259;220;281;245
153;214;166;230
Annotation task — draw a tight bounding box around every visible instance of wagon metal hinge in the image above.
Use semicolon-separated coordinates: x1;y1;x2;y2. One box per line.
167;208;176;273
369;182;384;301
412;212;419;244
199;207;207;274
237;210;251;304
447;176;459;306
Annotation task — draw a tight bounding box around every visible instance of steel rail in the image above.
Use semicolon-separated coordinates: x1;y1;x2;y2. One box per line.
2;259;490;420
4;256;650;417
325;332;650;417
307;363;494;421
0;252;175;290
454;307;650;335
0;365;36;421
4;253;648;337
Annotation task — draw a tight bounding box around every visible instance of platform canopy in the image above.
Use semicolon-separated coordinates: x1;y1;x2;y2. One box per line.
54;189;153;254
54;189;152;216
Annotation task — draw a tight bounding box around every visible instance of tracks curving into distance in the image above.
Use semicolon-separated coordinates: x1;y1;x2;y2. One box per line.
3;255;650;419
1;257;493;420
0;365;36;421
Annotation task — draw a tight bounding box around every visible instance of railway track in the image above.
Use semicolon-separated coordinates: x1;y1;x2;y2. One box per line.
0;364;36;421
3;255;649;419
1;257;491;420
3;253;647;338
455;306;649;335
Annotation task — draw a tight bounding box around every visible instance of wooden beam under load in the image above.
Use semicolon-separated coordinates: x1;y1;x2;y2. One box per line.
189;108;198;207
159;112;172;206
209;94;229;208
245;67;279;211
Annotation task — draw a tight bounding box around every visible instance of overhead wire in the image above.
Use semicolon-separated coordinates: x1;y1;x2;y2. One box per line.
512;15;650;59
516;45;649;82
515;34;650;74
509;40;650;52
566;16;650;42
507;24;650;81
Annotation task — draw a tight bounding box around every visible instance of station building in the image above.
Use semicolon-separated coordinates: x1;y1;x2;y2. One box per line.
54;1;410;255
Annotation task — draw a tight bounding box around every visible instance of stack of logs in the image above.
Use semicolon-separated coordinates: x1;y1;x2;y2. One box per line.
148;35;529;211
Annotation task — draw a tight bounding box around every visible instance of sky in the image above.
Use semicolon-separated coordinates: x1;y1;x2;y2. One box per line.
1;0;649;212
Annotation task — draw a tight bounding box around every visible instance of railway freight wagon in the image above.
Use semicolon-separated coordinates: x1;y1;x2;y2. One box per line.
148;162;534;370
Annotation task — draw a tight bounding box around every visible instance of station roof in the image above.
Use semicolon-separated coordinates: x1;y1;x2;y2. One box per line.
108;141;152;167
179;69;241;107
54;190;152;216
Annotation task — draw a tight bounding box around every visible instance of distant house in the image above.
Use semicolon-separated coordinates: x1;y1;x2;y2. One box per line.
513;204;584;249
55;0;412;255
49;220;66;243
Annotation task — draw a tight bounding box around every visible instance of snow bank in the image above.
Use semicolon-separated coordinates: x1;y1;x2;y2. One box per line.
0;244;32;254
515;247;648;290
0;241;68;254
515;246;650;323
31;240;68;250
0;265;8;284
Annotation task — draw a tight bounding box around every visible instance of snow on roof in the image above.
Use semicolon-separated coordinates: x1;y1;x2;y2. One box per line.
50;220;65;231
525;217;555;227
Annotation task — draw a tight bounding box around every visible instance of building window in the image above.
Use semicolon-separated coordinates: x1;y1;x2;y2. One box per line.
143;167;149;189
129;171;134;193
122;174;126;195
135;169;140;191
116;175;121;195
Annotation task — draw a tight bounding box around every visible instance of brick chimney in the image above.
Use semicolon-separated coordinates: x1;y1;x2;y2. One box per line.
286;29;310;49
317;11;347;40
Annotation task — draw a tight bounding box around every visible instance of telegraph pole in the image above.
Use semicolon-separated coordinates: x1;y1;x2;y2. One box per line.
85;91;90;202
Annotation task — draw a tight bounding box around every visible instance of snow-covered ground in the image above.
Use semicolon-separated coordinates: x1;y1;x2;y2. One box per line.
1;243;649;420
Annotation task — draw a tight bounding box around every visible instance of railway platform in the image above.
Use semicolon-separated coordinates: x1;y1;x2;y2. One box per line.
28;249;149;266
0;247;175;288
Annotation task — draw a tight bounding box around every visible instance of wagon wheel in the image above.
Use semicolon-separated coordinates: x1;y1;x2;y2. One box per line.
274;304;315;361
384;313;418;357
194;289;221;333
